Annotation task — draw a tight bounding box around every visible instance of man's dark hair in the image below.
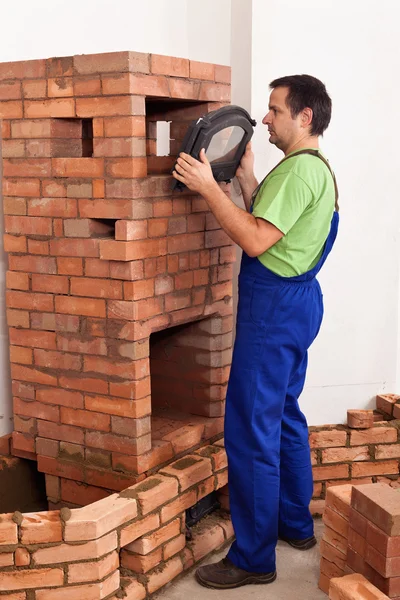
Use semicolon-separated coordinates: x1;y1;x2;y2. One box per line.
269;74;332;136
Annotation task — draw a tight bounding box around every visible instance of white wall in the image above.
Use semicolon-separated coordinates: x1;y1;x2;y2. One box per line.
232;0;400;425
0;0;230;436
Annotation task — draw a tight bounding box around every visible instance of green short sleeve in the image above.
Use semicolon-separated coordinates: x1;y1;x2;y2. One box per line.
252;172;313;234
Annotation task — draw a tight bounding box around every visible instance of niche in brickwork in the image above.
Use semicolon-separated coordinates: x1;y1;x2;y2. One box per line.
145;99;209;175
150;317;228;419
45;118;93;158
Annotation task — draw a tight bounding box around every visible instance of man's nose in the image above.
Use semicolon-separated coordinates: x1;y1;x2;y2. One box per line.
262;112;272;125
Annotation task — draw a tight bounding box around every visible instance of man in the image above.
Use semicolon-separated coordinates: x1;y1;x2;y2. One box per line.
173;74;338;589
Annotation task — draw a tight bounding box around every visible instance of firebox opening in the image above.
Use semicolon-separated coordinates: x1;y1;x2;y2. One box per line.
145;98;210;175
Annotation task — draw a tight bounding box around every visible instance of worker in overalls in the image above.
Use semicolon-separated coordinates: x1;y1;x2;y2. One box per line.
173;74;338;589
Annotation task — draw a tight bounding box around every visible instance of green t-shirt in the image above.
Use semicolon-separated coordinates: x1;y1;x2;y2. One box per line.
252;150;335;277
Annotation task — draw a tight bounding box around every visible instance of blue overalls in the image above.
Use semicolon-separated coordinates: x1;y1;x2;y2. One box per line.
225;206;339;574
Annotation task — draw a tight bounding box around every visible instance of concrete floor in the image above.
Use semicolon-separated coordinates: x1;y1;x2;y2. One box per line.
157;520;326;600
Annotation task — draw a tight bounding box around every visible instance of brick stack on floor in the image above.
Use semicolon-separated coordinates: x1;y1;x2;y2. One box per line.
320;482;400;599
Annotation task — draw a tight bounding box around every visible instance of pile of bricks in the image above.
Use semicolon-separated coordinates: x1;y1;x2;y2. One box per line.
346;483;400;598
310;402;400;516
320;482;400;599
0;439;232;599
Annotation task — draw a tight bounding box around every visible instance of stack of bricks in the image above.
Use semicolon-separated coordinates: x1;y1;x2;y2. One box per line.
0;51;236;505
346;483;400;599
0;439;232;599
329;574;391;600
310;409;400;516
319;484;352;593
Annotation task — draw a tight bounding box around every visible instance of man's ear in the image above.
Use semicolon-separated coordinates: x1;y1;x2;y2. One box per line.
302;107;313;129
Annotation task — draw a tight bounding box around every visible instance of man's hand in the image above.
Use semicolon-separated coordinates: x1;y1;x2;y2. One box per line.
236;141;256;186
173;149;218;196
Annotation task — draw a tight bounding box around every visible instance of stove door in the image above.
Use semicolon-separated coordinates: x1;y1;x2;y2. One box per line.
173;105;256;190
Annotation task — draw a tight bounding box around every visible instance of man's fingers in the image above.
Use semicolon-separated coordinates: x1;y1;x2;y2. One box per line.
172;171;185;182
175;163;187;175
180;152;196;166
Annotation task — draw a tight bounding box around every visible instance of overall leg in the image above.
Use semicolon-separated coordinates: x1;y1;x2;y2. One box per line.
278;353;314;541
225;278;296;573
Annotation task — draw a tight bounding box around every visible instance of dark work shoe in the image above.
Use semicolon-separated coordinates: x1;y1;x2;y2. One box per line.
195;557;277;589
279;534;317;550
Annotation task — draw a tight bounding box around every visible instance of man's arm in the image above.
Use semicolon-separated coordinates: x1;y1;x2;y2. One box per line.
173;150;283;257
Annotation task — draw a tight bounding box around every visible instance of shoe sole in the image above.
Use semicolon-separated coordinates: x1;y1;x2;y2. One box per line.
195;570;277;589
279;536;317;551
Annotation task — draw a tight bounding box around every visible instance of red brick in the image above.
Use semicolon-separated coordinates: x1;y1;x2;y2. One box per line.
48;77;73;97
0;100;23;118
105;157;147;178
20;511;62;544
367;521;400;558
313;464;350;481
13;397;59;422
376;394;400;416
322;446;370;463
3;158;51;178
323;507;349;538
322;526;348;556
151;55;189;77
37;455;85;482
189;60;214;80
32;274;69;294
104;116;146;137
0;568;63;591
73;76;101;96
73;51;149;75
51;157;104;178
70;277;122;299
28;197;77;217
59;375;108;395
24;98;75;118
11;364;57;386
28;239;50;254
1;139;25;157
76;96;145;117
351;461;399;477
352;483;400;536
22;79;47;99
61;407;110;432
350;426;397;446
3;233;27;253
309;429;348;448
36;571;120;599
60;478;110;506
56;257;83;275
0;79;21;100
9;327;56;349
160;456;213;492
121;547;162;574
3;177;40;196
9;255;56;274
85;395;151;418
55;296;105;317
3;196;27;215
85;431;151;455
347;409;375;429
6;271;29;291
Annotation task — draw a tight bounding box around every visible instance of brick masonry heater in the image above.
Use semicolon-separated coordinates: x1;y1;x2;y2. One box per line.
0;51;235;505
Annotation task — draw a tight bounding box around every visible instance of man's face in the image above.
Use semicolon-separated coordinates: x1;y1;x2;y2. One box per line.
262;87;303;152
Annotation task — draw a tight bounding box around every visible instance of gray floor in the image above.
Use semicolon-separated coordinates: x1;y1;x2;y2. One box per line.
157;520;326;600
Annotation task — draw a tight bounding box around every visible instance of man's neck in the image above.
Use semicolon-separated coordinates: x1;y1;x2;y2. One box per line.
283;136;320;156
